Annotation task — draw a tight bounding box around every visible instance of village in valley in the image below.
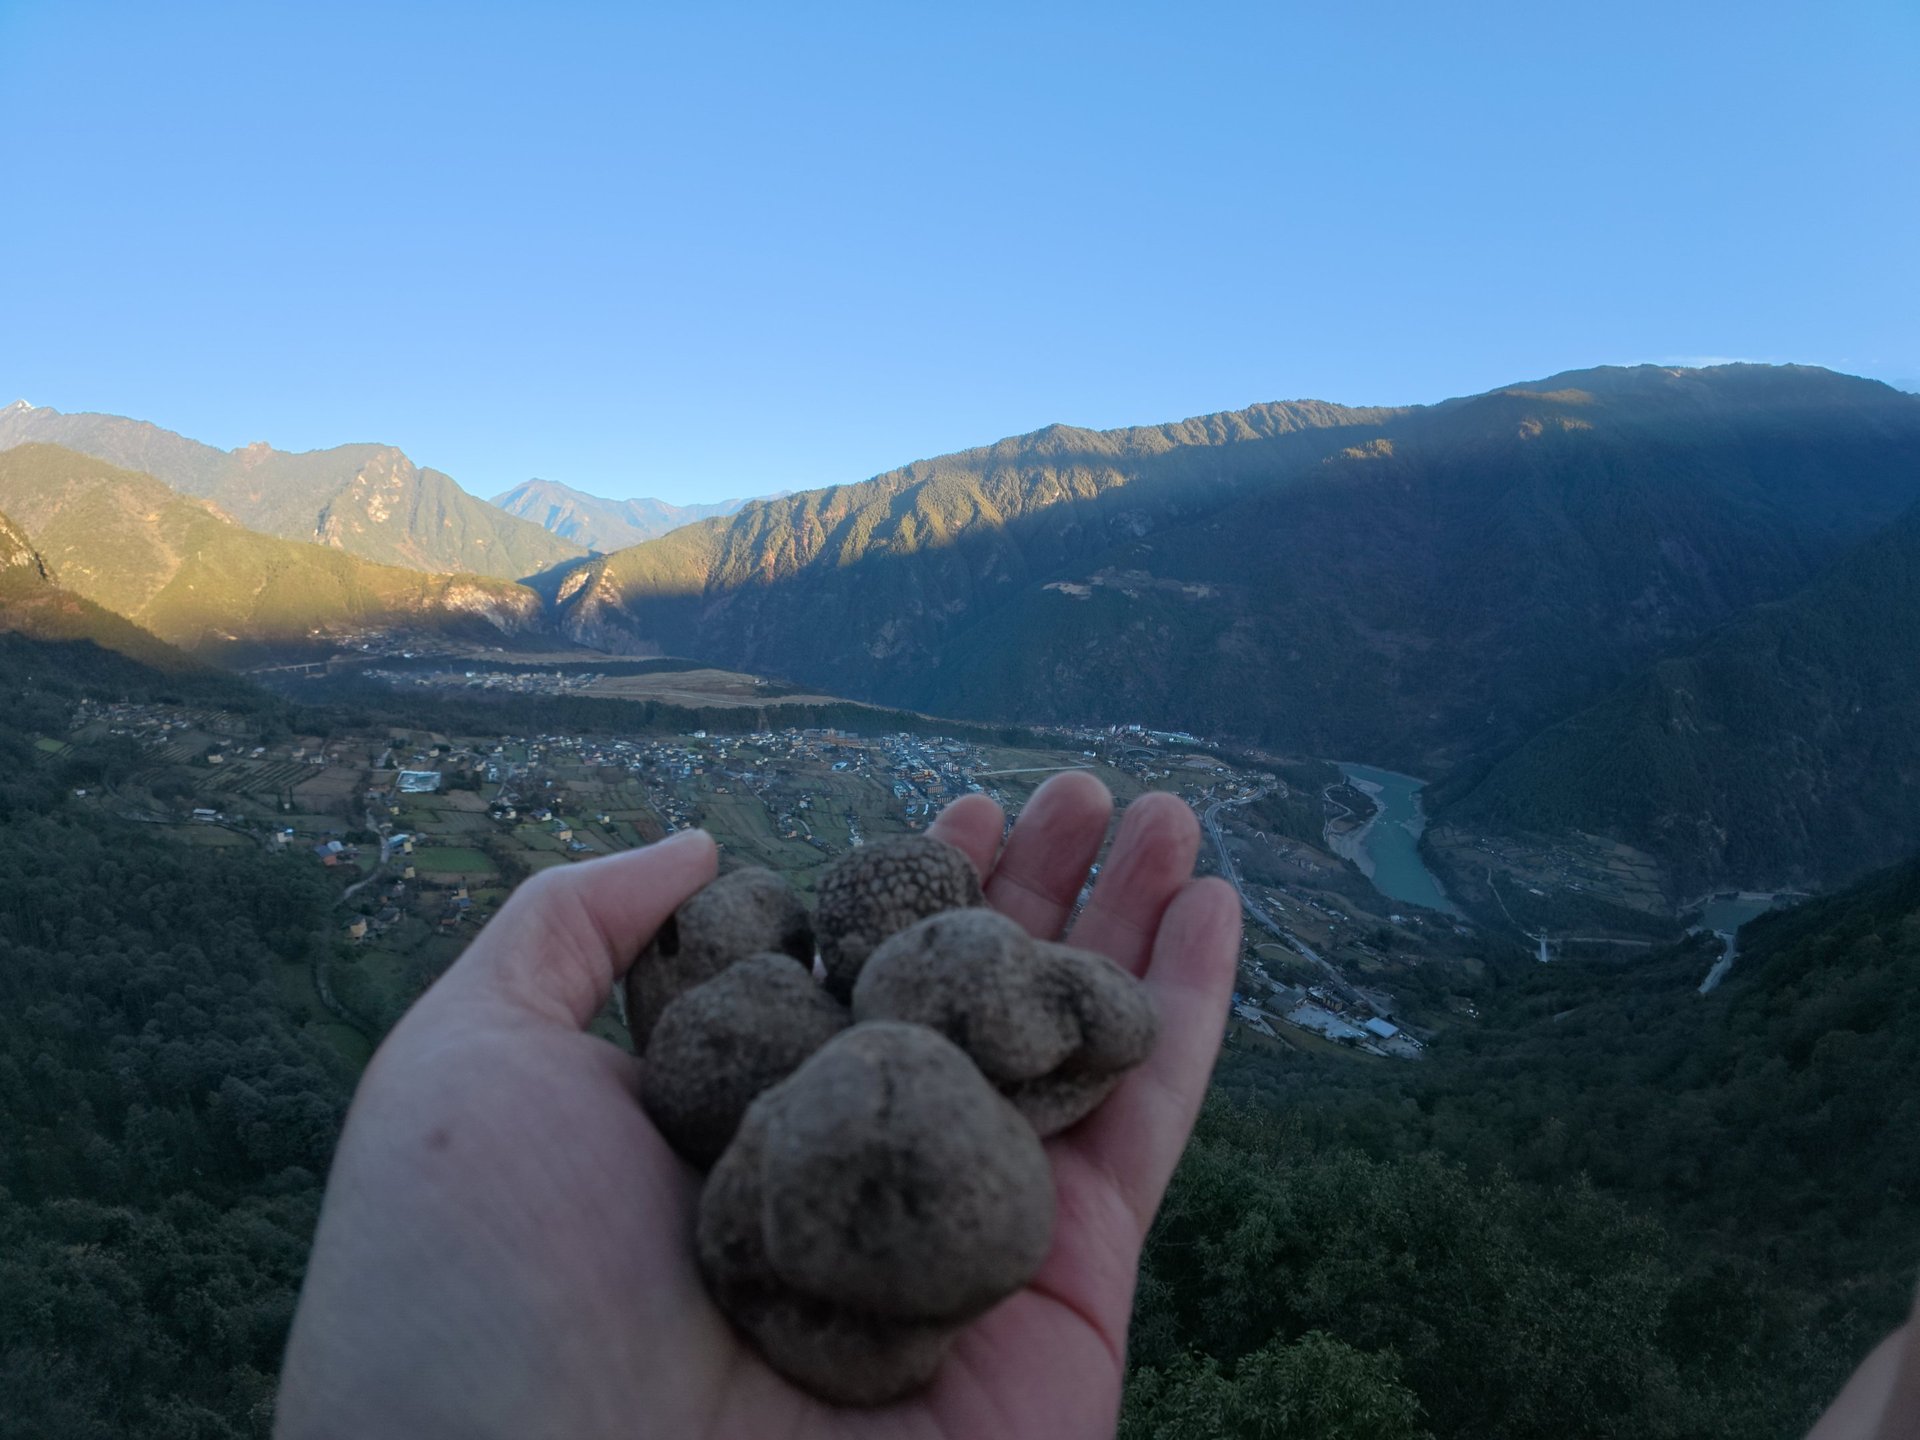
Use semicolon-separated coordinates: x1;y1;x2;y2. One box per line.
56;689;1490;1068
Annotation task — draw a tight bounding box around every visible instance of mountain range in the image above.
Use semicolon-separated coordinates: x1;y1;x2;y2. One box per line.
490;478;763;551
0;401;584;580
548;366;1920;773
0;445;542;658
5;364;1919;898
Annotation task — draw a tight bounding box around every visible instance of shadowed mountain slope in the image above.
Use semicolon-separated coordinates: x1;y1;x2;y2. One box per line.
552;366;1920;770
1437;493;1920;891
0;401;584;580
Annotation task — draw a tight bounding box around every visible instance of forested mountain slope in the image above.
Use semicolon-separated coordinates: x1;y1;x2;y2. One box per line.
490;478;757;551
0;617;1907;1438
1440;494;1920;890
552;366;1920;769
0;401;584;580
0;640;350;1436
0;446;545;654
0;505;215;673
1156;852;1920;1438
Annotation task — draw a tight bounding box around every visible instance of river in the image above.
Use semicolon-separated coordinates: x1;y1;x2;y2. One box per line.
1334;763;1461;916
1696;893;1789;993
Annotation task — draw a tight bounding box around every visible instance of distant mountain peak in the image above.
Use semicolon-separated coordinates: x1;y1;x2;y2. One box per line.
492;477;766;551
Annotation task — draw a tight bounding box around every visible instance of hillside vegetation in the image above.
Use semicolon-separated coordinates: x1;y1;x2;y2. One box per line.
0;625;1915;1436
1155;852;1920;1438
0;506;220;674
551;366;1920;773
0;446;545;654
0;401;583;580
1441;495;1920;890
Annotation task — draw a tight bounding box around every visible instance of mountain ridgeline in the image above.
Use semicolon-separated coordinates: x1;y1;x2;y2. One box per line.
0;401;584;580
6;365;1920;897
0;446;544;659
490;477;760;551
549;366;1920;777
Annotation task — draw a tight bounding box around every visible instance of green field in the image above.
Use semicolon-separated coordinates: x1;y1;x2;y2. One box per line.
410;845;494;874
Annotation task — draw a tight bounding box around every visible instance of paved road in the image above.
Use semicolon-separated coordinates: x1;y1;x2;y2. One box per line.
339;801;396;903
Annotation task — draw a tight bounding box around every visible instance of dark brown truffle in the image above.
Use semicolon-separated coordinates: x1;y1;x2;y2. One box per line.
851;908;1157;1136
624;867;814;1055
640;954;850;1168
696;1022;1054;1404
814;836;982;1000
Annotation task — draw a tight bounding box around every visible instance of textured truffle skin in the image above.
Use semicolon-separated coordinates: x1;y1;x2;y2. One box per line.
695;1022;1054;1405
852;908;1157;1136
624;867;814;1054
640;954;850;1168
814;835;983;1000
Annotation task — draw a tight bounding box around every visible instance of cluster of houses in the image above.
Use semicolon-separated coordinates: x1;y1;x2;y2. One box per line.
365;666;609;697
1231;979;1426;1061
478;726;994;853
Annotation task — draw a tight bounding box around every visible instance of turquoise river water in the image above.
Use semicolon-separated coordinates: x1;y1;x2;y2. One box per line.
1338;762;1461;916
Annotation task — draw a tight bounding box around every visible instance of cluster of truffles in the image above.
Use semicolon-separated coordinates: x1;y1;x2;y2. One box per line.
627;835;1158;1405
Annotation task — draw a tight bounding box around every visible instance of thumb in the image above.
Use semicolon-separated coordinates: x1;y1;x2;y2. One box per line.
439;829;718;1028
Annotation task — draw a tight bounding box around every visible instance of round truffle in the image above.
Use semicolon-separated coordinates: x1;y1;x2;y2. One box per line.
695;1022;1055;1404
814;836;982;1000
625;867;814;1055
641;954;850;1168
696;1100;956;1406
852;909;1157;1137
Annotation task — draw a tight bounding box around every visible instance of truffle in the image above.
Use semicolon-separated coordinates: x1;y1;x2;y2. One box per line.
640;954;851;1167
852;907;1157;1136
814;835;983;1000
625;867;814;1054
696;1022;1054;1405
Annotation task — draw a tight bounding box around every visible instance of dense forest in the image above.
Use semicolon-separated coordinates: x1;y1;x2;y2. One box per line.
1150;862;1920;1437
0;656;351;1436
4;631;1917;1436
1440;496;1920;894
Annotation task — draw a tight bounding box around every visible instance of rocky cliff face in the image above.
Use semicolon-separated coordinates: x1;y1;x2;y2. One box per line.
437;578;547;635
0;508;52;583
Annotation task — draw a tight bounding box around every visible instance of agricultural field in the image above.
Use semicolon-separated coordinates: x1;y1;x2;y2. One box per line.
63;697;1495;1069
410;846;493;877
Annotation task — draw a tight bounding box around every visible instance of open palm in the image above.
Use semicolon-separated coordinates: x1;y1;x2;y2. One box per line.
277;772;1240;1440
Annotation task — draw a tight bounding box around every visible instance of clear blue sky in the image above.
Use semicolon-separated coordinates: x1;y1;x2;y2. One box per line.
2;1;1914;504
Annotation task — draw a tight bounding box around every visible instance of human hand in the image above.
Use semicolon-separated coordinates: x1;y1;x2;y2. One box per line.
275;772;1241;1439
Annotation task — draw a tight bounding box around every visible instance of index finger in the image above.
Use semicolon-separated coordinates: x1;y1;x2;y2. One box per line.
1056;875;1241;1234
1068;791;1201;976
